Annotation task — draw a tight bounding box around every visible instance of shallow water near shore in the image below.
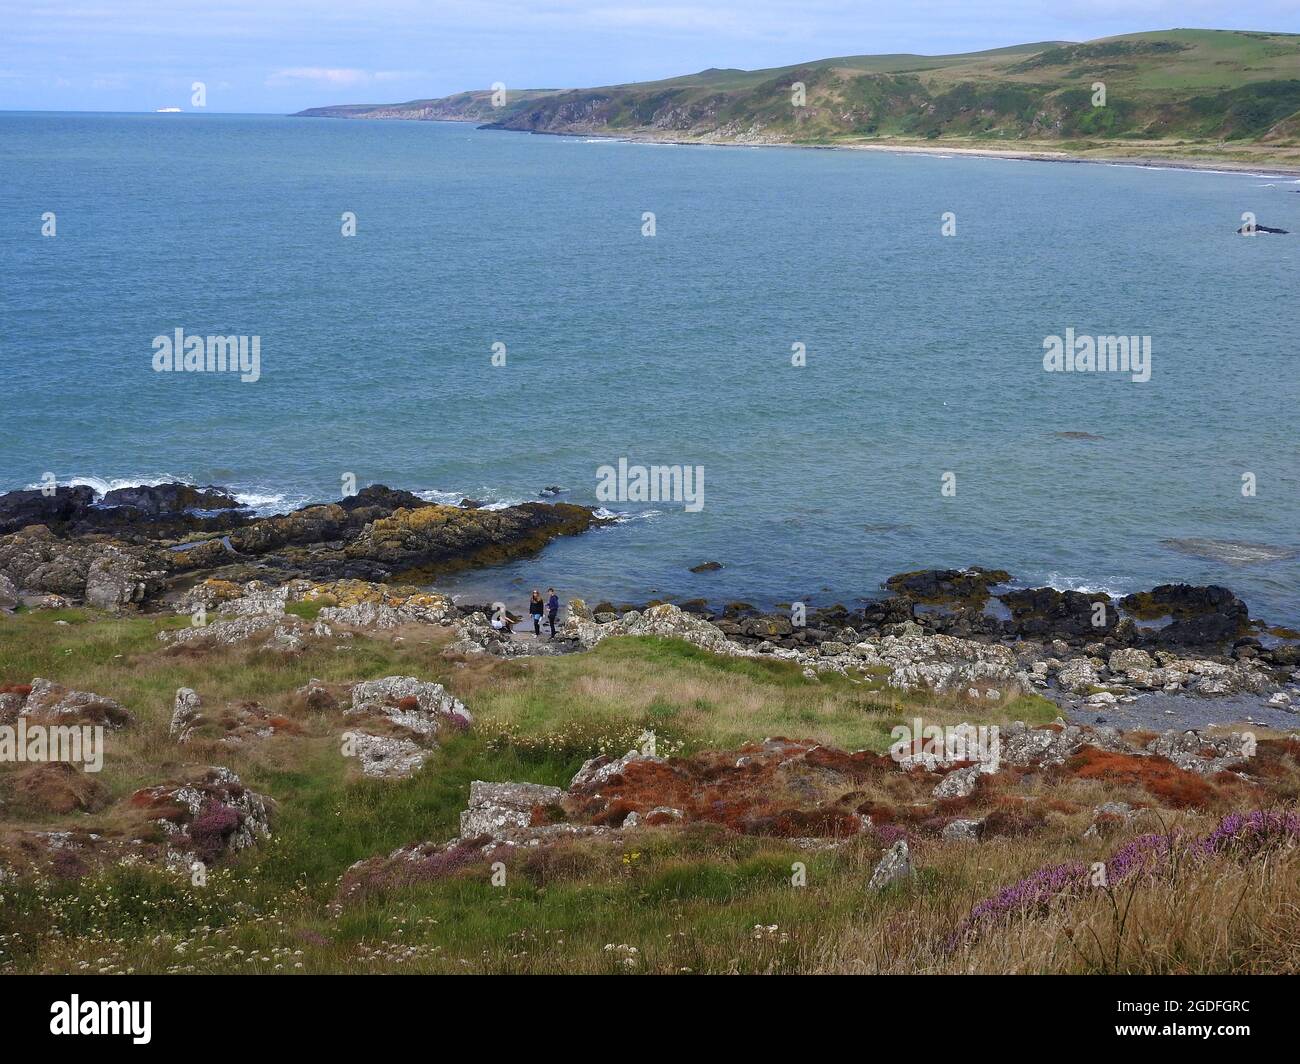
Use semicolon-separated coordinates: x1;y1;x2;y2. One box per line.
2;112;1298;621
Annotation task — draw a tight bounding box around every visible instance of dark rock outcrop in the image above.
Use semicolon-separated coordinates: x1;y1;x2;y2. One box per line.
0;482;606;609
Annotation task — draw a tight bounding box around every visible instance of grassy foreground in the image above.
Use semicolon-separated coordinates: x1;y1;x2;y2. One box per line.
1;607;1296;975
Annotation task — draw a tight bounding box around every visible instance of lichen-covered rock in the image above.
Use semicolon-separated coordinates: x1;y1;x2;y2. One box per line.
1057;658;1100;695
852;633;1022;695
867;840;913;891
20;677;133;729
1108;648;1156;675
1148;730;1253;775
348;676;471;727
0;572;18;611
340;676;471;779
348;733;430;779
1002;721;1089;768
460;780;566;840
128;766;273;863
933;764;983;799
0;526;168;605
171;688;202;741
570;748;663;790
158;613;309;649
942;818;983;841
564;602;750;657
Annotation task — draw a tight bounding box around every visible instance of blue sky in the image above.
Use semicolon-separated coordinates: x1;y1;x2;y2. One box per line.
2;1;1298;113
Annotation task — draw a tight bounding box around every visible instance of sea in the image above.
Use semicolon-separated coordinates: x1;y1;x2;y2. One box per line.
1;112;1297;620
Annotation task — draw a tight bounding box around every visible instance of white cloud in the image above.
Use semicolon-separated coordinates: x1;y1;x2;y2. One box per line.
266;67;372;86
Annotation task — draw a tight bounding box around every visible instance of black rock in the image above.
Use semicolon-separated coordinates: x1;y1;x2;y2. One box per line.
0;486;97;535
101;482;243;514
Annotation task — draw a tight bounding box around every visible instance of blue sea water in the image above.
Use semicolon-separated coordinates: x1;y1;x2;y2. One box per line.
1;112;1297;620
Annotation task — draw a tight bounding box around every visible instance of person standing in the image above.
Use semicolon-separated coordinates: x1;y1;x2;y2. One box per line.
546;587;560;639
529;590;545;637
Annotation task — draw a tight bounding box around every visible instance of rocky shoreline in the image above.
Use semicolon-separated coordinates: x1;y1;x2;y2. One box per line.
0;481;605;612
2;484;1296;722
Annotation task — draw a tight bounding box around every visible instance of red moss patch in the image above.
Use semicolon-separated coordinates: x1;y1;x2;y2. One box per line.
1062;747;1217;808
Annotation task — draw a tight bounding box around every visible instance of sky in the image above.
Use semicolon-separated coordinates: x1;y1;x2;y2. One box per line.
2;1;1298;113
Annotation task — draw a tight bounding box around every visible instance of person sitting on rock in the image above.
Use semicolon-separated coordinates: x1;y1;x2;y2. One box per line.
529;590;545;637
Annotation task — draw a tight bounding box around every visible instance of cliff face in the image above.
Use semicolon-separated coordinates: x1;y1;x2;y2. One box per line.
292;30;1300;152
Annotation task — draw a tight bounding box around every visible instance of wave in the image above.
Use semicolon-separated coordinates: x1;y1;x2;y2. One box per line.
593;507;663;523
414;486;527;511
33;473;190;497
1028;571;1139;599
23;474;308;516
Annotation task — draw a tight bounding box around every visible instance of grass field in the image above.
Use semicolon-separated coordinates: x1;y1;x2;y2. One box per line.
1;607;1296;975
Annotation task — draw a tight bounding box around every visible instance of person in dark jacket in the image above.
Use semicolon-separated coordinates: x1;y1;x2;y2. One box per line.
546;588;560;639
528;590;545;637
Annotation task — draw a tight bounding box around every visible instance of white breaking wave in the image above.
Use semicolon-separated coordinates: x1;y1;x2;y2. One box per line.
22;474;308;516
415;487;525;511
1035;571;1137;598
232;490;310;515
37;473;190;497
593;507;663;524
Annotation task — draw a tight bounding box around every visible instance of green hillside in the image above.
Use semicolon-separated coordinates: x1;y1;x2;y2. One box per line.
295;29;1300;164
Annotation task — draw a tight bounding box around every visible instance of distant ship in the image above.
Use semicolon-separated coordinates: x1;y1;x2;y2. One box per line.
155;107;182;113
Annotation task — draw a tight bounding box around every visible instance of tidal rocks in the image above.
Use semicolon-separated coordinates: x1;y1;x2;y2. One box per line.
0;483;605;608
84;547;164;611
1056;658;1102;695
0;486;99;534
1108;648;1156;675
0;483;248;540
689;561;723;573
100;483;243;515
885;567;1010;605
853;633;1022;696
342;501;601;576
1118;584;1251;647
0;526;168;607
1000;587;1116;639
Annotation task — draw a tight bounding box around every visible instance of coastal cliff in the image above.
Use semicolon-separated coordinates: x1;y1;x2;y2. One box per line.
293;30;1300;165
